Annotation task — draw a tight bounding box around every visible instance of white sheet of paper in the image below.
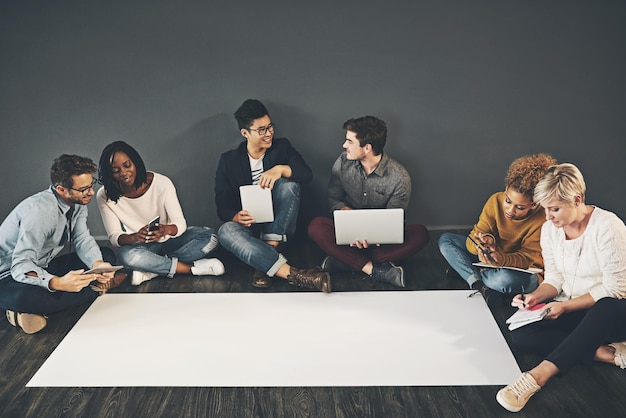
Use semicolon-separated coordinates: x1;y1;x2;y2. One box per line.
27;291;521;387
240;185;274;223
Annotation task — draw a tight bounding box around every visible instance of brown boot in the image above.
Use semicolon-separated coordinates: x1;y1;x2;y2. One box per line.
287;267;331;293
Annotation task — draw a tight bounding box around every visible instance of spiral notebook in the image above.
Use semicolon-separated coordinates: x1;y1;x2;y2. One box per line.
506;304;549;330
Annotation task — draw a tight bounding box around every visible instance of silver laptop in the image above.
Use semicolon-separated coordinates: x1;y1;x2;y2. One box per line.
239;185;274;223
333;208;404;245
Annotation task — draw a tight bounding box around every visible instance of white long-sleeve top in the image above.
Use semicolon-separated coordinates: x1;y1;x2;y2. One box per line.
541;206;626;302
96;172;186;247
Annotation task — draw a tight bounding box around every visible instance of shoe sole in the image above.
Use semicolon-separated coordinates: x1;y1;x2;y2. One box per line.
390;263;405;287
6;310;47;334
252;272;273;288
496;390;525;413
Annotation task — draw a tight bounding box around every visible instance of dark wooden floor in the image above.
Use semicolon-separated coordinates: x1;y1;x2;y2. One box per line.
1;230;625;417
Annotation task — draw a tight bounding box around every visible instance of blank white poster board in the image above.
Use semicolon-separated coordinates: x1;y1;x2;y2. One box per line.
27;291;520;387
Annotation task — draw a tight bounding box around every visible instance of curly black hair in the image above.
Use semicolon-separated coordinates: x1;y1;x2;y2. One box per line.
504;153;557;200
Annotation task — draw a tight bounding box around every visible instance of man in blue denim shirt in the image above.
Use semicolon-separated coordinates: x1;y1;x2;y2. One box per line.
0;154;120;334
215;99;330;292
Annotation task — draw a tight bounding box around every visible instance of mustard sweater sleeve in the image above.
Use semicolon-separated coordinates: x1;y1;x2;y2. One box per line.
467;193;500;255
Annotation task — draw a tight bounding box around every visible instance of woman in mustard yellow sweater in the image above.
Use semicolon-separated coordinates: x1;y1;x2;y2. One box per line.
438;154;556;301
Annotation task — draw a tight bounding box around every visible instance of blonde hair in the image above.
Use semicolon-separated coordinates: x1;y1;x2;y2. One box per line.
504;153;557;200
533;163;586;207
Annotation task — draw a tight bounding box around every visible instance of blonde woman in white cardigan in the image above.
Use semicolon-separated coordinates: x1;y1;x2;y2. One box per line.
497;163;626;413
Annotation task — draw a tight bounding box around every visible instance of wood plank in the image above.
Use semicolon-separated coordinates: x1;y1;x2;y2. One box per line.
2;230;626;417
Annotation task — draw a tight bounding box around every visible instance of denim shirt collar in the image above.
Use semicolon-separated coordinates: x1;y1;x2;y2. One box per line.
49;186;75;217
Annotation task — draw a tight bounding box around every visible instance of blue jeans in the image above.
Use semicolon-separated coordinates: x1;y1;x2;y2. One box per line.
117;226;218;277
438;232;538;294
218;179;300;276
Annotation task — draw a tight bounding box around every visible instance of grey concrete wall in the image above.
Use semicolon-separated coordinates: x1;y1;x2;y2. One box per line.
1;0;624;238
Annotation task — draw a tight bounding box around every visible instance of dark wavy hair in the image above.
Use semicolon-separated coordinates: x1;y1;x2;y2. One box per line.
50;154;97;188
98;141;147;202
343;116;387;155
234;99;270;130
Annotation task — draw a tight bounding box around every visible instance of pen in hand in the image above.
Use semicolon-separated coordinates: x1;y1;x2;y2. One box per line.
520;285;526;308
467;235;498;264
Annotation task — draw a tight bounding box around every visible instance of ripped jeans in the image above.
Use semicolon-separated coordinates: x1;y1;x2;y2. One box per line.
117;226;218;277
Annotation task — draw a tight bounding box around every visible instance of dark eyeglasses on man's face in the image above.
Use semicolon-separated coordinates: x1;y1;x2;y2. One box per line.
68;178;97;195
248;122;276;136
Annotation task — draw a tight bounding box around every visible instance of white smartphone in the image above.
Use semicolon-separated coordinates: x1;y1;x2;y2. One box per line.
82;266;124;275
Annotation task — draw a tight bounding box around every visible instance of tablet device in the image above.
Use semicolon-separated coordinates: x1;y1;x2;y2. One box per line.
82;266;124;275
333;208;404;245
239;185;274;223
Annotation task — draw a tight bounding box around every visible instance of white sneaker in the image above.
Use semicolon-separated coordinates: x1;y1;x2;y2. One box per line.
496;372;541;412
131;271;158;286
609;341;626;368
191;258;225;276
609;341;626;355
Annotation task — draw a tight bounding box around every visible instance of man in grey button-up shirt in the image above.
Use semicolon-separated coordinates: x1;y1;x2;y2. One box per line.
308;116;429;287
0;154;118;334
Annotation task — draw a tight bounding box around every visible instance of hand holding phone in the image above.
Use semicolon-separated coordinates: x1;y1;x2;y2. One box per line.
467;235;498;264
148;216;160;231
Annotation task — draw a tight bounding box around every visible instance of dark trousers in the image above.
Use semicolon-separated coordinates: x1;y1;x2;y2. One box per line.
307;216;430;271
0;247;116;315
511;297;626;373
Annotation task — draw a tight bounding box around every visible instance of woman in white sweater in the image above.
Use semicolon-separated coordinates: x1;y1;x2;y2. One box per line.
496;163;626;413
97;141;224;285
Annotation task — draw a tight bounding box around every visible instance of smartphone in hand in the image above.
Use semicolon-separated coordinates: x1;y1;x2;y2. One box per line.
148;216;160;231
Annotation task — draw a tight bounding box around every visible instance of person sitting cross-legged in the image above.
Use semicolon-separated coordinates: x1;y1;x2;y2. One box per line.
308;116;429;287
215;99;330;292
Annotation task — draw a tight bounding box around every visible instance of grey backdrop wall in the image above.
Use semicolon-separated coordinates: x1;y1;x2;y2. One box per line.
1;0;625;239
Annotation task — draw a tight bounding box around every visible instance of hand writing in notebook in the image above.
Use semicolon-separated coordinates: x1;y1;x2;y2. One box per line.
511;292;543;311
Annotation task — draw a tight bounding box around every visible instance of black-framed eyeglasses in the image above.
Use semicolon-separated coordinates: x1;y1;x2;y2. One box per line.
248;122;276;136
69;179;97;195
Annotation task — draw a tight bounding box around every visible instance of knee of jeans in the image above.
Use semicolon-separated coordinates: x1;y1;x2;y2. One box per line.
438;232;460;256
438;232;454;249
218;222;239;246
189;226;218;253
274;179;300;200
117;246;144;268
